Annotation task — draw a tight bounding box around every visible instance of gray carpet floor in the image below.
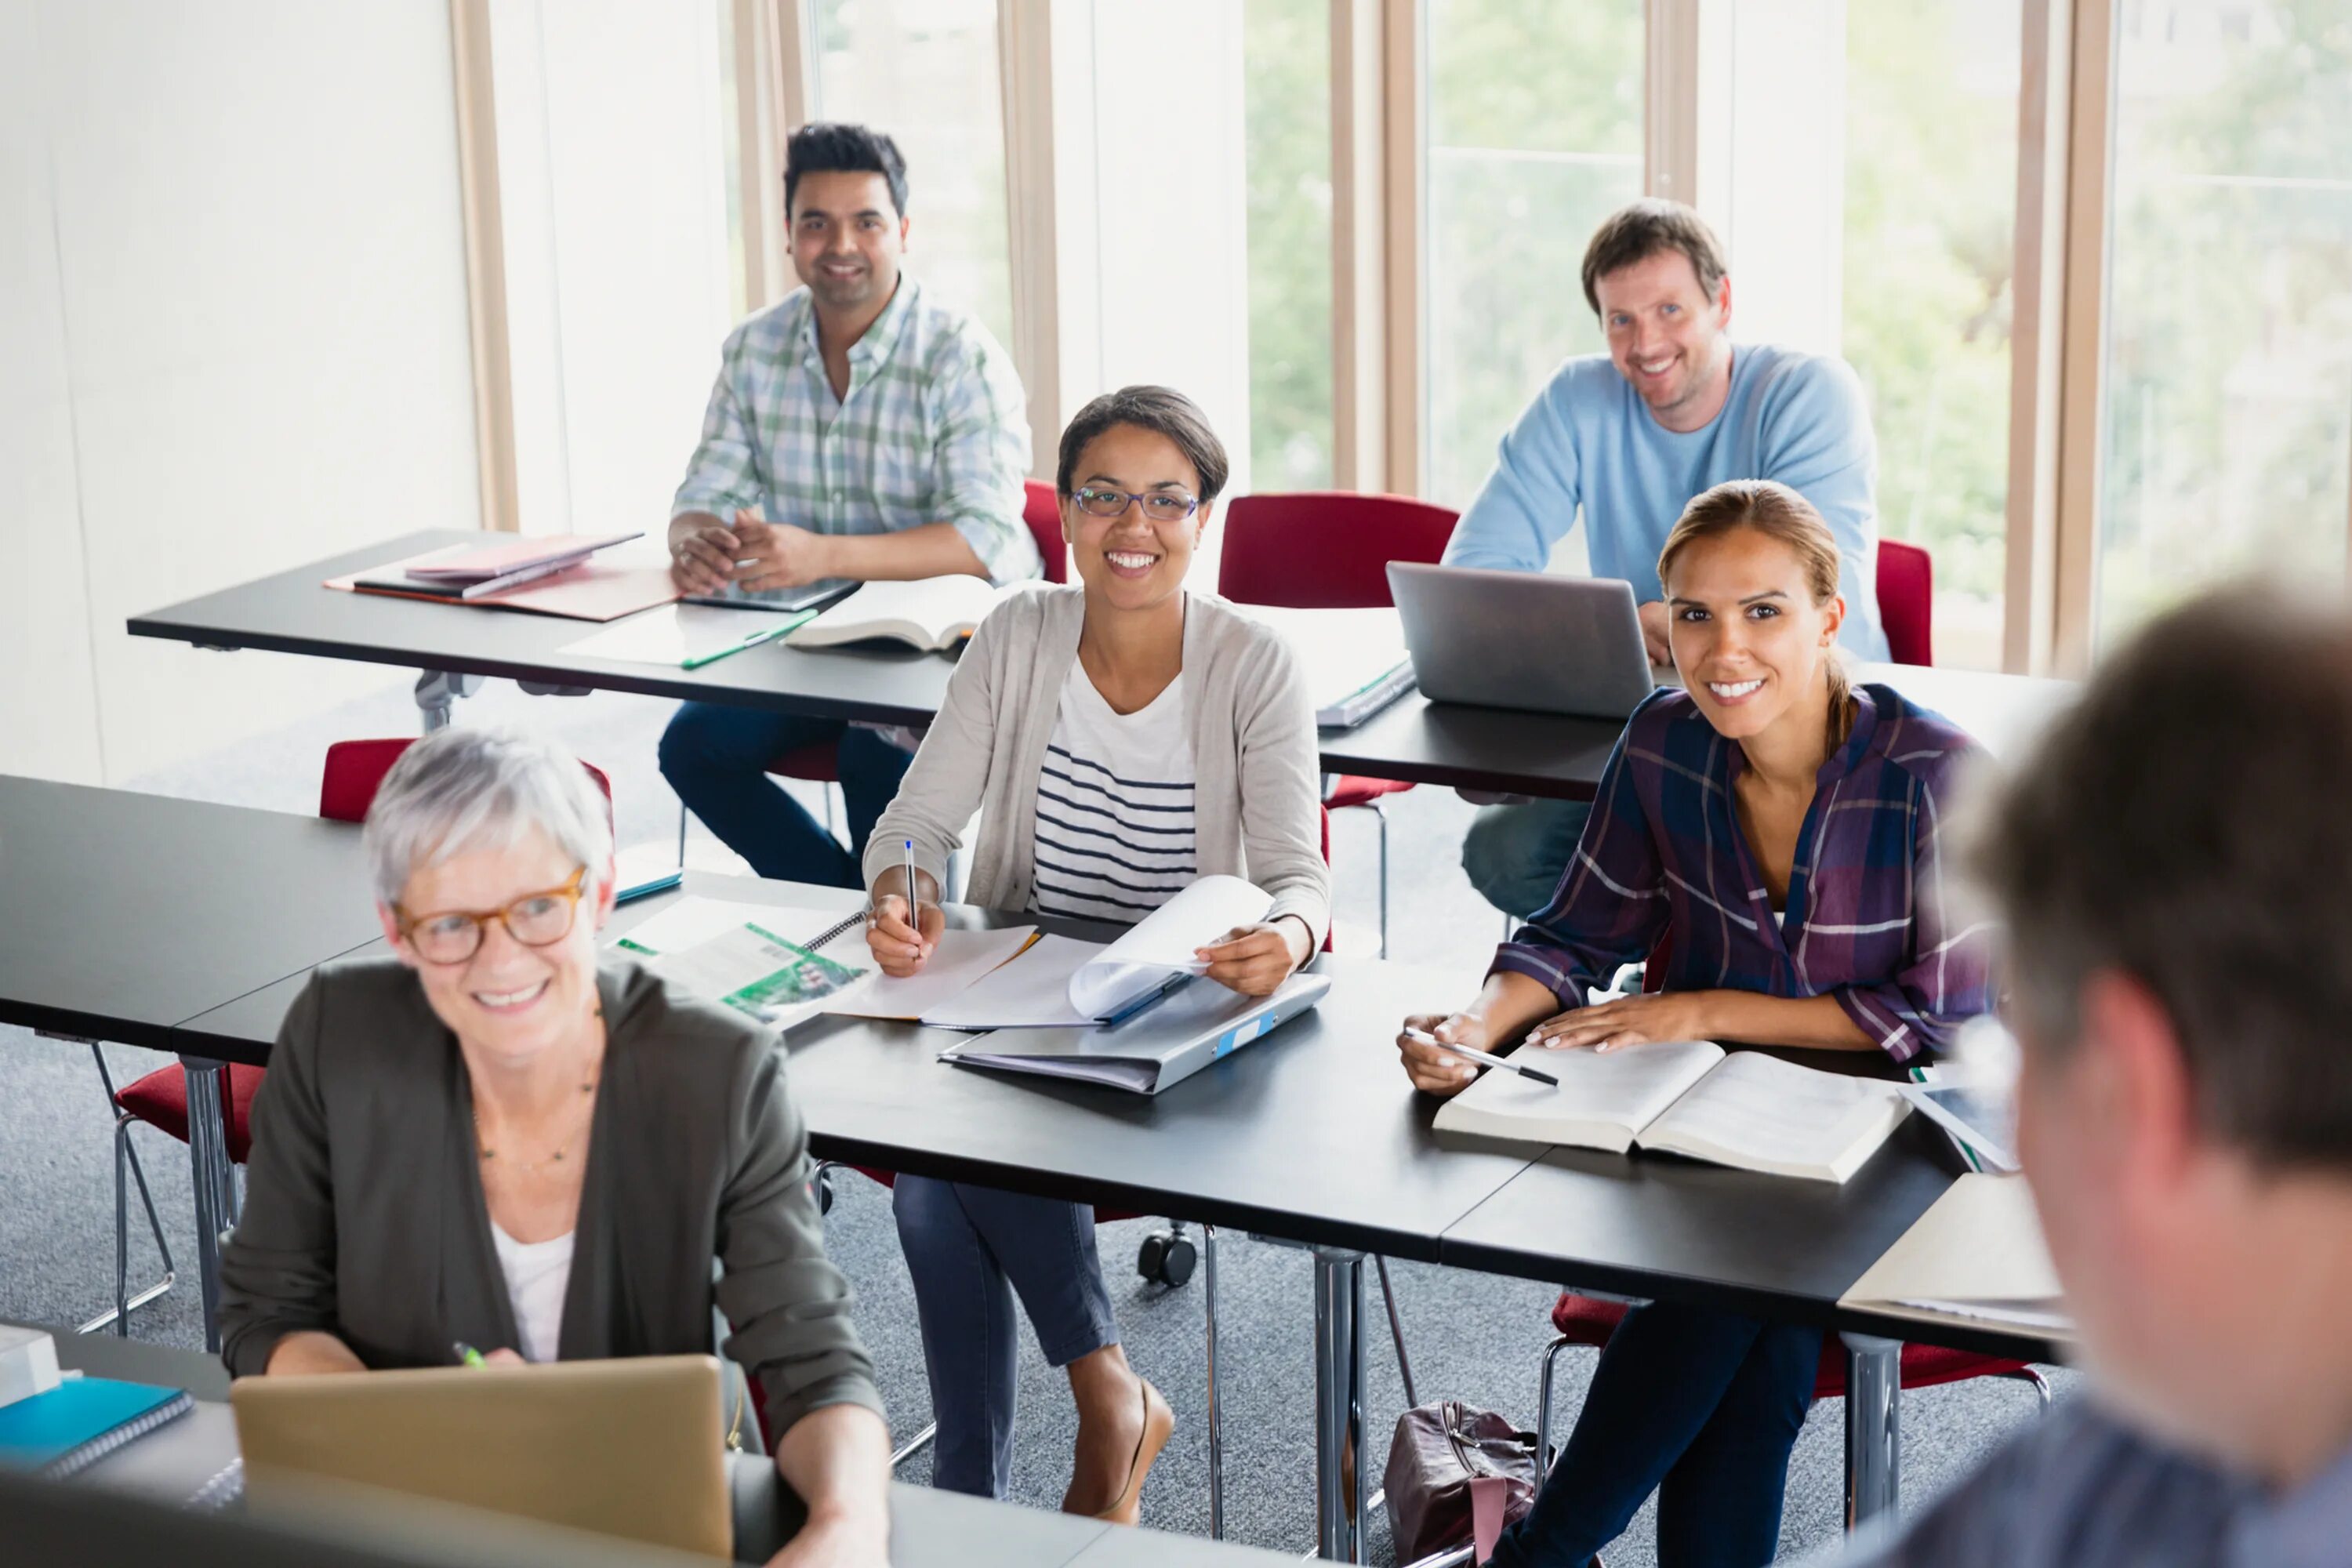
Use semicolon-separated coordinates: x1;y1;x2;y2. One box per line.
0;665;2071;1562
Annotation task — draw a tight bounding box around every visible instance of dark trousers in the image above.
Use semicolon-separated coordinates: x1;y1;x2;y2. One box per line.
1489;1301;1822;1568
657;702;913;887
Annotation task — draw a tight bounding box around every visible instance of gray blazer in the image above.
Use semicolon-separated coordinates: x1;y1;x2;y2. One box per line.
217;956;882;1437
862;586;1333;945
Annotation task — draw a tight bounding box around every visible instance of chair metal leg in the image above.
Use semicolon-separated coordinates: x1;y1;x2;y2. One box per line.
1205;1224;1224;1539
890;1423;938;1468
1840;1333;1903;1529
2002;1365;2054;1412
1373;1254;1417;1409
1312;1247;1369;1562
1370;800;1391;960
1534;1336;1577;1490
76;1046;176;1338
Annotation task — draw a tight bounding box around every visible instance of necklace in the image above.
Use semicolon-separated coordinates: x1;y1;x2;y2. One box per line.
473;1076;597;1176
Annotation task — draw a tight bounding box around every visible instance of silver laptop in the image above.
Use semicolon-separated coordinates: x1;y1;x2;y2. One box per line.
1388;561;1668;719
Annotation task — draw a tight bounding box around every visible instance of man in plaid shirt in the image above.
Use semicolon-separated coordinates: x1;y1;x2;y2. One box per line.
659;122;1040;887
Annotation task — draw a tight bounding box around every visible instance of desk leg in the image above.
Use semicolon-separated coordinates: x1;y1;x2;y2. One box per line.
1204;1224;1224;1541
1840;1332;1901;1528
180;1055;237;1354
414;669;483;732
1312;1247;1367;1563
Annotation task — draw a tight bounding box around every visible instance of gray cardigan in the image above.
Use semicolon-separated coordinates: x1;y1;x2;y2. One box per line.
864;586;1333;945
216;956;883;1437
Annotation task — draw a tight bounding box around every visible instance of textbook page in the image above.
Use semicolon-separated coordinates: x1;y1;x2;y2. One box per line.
612;896;853;958
1431;1038;1726;1153
920;933;1102;1029
824;926;1039;1020
1066;876;1272;1018
1637;1051;1911;1183
784;576;1007;652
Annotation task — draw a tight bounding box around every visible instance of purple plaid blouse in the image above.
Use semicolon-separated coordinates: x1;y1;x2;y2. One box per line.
1494;683;1995;1064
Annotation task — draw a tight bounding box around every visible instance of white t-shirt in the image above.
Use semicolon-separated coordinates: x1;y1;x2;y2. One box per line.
1031;661;1197;923
489;1220;575;1364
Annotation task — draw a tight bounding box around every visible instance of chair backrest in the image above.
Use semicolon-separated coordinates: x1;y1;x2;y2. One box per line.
320;739;614;826
1023;479;1069;585
1216;491;1458;608
1875;539;1933;667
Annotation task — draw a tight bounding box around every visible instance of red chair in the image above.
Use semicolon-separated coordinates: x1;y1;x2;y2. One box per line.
100;741;613;1337
1216;491;1458;956
759;481;1069;844
1875;539;1933;667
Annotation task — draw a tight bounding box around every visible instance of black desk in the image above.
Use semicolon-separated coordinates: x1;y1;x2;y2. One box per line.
124;530;2078;800
0;779;381;1347
19;1321;1296;1568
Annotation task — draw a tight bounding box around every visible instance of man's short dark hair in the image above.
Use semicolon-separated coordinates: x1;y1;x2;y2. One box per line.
1055;386;1231;505
1581;198;1730;316
1969;583;2352;1172
783;122;909;219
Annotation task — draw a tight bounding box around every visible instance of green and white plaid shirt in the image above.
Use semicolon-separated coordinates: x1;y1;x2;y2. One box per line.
671;277;1040;584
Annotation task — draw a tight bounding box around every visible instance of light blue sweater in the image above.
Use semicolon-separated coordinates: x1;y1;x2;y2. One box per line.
1442;343;1889;661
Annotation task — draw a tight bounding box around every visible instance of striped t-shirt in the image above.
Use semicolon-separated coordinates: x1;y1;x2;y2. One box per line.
1031;662;1197;922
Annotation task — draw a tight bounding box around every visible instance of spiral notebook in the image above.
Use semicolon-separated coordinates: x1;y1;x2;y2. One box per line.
0;1377;193;1478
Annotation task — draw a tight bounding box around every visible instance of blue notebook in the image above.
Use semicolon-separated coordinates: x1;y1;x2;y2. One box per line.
0;1376;192;1477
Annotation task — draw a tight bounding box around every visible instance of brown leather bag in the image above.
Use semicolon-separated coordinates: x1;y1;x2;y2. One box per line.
1382;1399;1541;1563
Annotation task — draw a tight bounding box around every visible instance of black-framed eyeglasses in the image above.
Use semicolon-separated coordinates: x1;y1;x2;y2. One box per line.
390;866;588;965
1070;487;1200;524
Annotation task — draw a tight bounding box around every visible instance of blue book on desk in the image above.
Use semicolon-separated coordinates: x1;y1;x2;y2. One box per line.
937;971;1331;1094
0;1376;193;1478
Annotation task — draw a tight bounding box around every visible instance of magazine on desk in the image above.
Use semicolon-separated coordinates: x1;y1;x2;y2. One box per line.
1432;1039;1912;1184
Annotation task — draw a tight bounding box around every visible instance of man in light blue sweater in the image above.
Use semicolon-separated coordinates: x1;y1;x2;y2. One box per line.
1446;198;1887;919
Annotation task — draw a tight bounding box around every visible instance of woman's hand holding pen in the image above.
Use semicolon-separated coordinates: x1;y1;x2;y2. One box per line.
1396;1012;1491;1097
866;895;944;977
1197;916;1313;996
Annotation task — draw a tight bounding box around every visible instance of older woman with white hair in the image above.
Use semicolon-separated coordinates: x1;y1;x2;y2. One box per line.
216;726;891;1568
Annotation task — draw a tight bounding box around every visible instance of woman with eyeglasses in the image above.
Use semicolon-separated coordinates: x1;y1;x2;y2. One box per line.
862;385;1330;1520
216;726;893;1568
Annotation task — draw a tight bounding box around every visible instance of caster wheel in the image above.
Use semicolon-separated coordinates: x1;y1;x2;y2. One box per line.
813;1168;835;1216
1137;1231;1197;1287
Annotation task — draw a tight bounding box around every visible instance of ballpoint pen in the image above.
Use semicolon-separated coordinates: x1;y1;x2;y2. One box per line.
1402;1026;1561;1087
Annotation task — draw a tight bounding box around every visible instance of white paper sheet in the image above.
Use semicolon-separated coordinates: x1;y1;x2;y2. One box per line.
920;933;1102;1029
560;603;808;666
1065;875;1272;1018
612;896;855;958
823;926;1039;1020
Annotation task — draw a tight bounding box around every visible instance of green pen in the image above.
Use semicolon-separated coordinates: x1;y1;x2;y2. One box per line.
681;613;809;670
452;1341;487;1368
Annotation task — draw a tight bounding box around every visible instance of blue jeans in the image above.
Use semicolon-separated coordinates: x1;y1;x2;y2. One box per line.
1489;1302;1821;1568
891;1177;1121;1498
657;702;913;887
1462;799;1593;920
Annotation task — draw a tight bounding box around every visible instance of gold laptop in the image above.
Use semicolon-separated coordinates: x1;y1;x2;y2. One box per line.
230;1355;731;1559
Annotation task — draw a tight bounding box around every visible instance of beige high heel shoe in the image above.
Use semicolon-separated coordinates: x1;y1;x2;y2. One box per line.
1091;1376;1173;1526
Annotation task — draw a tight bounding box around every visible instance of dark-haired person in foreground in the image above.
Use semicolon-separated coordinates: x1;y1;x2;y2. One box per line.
659;122;1039;887
1446;198;1889;924
862;386;1330;1519
1815;585;2352;1568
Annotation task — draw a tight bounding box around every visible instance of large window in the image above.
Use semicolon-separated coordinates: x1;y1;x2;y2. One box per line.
1421;0;1642;514
1841;2;2022;671
1243;0;1335;491
809;0;1015;352
2094;0;2352;649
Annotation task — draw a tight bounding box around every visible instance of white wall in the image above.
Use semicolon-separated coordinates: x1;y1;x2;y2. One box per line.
0;1;481;786
489;0;736;539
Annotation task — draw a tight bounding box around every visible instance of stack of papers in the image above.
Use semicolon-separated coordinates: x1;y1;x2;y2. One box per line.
1839;1173;2074;1341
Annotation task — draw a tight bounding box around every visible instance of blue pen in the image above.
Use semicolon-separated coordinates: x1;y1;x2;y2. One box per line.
1097;971;1195;1029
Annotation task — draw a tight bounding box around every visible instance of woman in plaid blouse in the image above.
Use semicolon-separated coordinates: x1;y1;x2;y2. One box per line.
1398;481;1997;1568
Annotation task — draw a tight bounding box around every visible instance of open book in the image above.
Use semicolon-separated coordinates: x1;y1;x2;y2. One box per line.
1432;1040;1912;1184
786;576;1011;652
1840;1173;2073;1339
920;875;1274;1028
